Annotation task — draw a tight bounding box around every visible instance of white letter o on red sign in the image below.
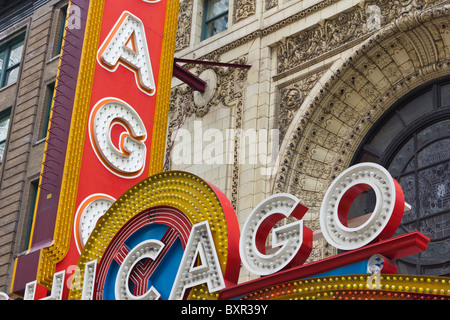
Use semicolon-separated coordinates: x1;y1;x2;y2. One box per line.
319;163;405;250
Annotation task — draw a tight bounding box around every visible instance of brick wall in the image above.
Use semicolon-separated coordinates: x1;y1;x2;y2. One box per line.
0;0;63;294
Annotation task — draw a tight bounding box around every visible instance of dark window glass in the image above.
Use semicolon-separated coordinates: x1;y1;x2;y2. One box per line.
202;0;229;40
55;5;68;56
397;89;433;125
368;113;405;155
41;82;55;139
23;180;39;251
440;83;450;107
0;35;24;88
0;109;10;162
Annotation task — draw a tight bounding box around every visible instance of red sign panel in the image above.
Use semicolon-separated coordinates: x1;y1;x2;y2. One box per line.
11;0;178;299
59;0;172;298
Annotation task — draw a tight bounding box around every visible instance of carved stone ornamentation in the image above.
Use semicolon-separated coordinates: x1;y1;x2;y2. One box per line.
165;56;249;211
277;8;367;74
277;71;326;142
275;2;450;199
175;0;193;52
269;4;450;263
194;0;338;66
276;0;446;74
234;0;256;23
265;0;277;10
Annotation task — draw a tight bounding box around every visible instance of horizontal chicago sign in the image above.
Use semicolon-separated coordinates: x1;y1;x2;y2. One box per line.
5;162;430;300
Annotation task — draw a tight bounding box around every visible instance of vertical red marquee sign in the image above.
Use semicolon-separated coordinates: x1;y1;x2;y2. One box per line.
11;0;179;299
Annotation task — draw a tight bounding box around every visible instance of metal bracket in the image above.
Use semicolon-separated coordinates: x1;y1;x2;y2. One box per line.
172;58;251;93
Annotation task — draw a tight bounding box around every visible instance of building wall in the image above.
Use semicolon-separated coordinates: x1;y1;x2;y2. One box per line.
168;0;450;283
0;0;449;295
0;0;68;293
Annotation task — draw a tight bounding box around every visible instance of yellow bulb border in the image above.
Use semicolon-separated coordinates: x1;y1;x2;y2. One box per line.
239;274;450;301
69;171;233;300
34;0;179;290
35;0;106;288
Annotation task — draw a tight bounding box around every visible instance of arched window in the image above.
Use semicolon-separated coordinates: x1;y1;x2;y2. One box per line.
352;80;450;276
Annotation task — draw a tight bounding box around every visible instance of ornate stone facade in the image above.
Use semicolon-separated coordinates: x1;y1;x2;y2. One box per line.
166;56;248;210
276;2;450;193
175;0;193;52
265;0;278;11
233;0;256;23
276;0;445;75
170;0;450;279
277;69;327;142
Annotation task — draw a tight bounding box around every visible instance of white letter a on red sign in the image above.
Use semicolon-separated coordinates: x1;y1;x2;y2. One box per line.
169;221;225;300
98;11;155;95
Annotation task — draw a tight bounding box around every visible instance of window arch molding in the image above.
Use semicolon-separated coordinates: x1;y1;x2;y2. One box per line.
352;77;450;166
